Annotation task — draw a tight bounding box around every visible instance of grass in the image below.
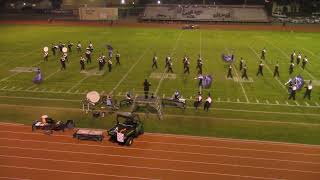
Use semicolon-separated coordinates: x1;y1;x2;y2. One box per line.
0;24;320;145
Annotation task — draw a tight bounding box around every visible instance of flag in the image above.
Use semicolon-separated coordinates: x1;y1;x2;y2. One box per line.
222;54;234;63
202;75;212;89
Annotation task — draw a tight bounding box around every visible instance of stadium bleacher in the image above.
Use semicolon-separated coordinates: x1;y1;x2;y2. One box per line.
142;4;269;23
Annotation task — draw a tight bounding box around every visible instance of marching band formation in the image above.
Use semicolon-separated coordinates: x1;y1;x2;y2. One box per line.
40;41;316;112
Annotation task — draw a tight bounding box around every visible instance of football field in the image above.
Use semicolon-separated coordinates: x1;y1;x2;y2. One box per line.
0;24;320;144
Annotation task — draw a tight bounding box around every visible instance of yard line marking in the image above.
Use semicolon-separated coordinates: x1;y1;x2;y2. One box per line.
189;96;192;100
295;101;300;106
227;98;230;102
27;69;61;90
16;87;23;91
275;100;279;104
237;98;240;102
0;61;43;82
67;76;89;93
263;39;316;80
75;90;79;93
118;92;121;96
0;48;39;67
0;150;318;176
256;99;259;103
0;164;154;180
305;102;310;106
1;138;320;165
32;88;38;91
162;94;165;98
266;100;269;104
109;35;162;95
303;48;316;56
58;89;63;93
1;86;7;90
10;86;15;90
217;97;220;102
286;101;289;105
248;46;286;91
315;102;319;107
155;31;184;95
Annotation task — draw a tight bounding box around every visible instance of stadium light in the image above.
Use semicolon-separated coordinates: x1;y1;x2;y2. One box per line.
23;2;26;6
121;0;125;4
157;0;161;5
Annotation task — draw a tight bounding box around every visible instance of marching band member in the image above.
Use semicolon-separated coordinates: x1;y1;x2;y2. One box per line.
289;62;294;75
256;61;264;76
261;48;266;60
273;61;280;77
116;51;120;65
85;48;91;64
77;41;82;53
290;50;296;63
239;57;245;71
184;57;190;74
80;56;85;71
241;65;248;80
165;55;171;68
51;43;57;56
167;60;173;73
60;56;66;70
194;92;202;110
227;64;233;79
288;83;297;100
98;56;104;71
302;56;308;69
303;80;313;100
107;59;113;72
67;41;73;52
43;51;48;61
296;52;302;65
143;79;151;99
152;53;158;69
204;93;212;112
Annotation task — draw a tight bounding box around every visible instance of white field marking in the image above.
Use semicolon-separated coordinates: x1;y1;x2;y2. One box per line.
248;46;286;90
67;76;89;93
0;122;24;126
75;89;79;93
237;98;240;102
0;160;281;180
286;101;289;105
0;177;30;180
256;99;259;103
295;101;300;106
0;165;155;180
0;150;319;175
227;98;230;102
109;35;162;95
0;49;39;67
118;92;121;96
266;100;269;104
32;88;38;91
155;31;184;95
1;86;7;90
231;63;249;102
263;39;316;80
162;94;165;98
218;97;220;102
189;96;192;100
316;102;320;107
276;100;279;104
16;87;23;91
305;102;310;106
10;87;15;90
303;48;316;56
0;96;80;102
0;138;319;166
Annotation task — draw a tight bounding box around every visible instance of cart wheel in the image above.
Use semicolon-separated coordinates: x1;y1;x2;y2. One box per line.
125;137;134;146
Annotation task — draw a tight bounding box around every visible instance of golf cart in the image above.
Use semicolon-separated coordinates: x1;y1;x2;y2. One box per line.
108;112;144;146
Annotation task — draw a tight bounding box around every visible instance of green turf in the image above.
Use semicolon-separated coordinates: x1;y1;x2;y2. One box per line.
0;24;320;145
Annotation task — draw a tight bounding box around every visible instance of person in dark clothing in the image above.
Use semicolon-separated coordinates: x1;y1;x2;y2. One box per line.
107;59;112;72
85;49;91;64
80;56;85;71
67;41;73;52
288;84;297;100
289;62;294;75
303;80;313;100
241;65;248;80
261;48;266;60
51;43;57;56
273;62;280;77
239;57;244;71
184;58;190;74
115;51;120;65
152;54;158;69
143;79;151;99
227;64;233;79
302;56;308;69
60;56;66;70
256;61;264;76
167;61;173;73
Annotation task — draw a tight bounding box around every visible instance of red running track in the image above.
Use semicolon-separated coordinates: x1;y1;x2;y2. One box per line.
0;122;319;180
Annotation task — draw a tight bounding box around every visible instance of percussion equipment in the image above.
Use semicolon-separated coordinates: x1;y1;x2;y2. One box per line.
86;91;100;103
43;47;49;52
62;47;68;53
